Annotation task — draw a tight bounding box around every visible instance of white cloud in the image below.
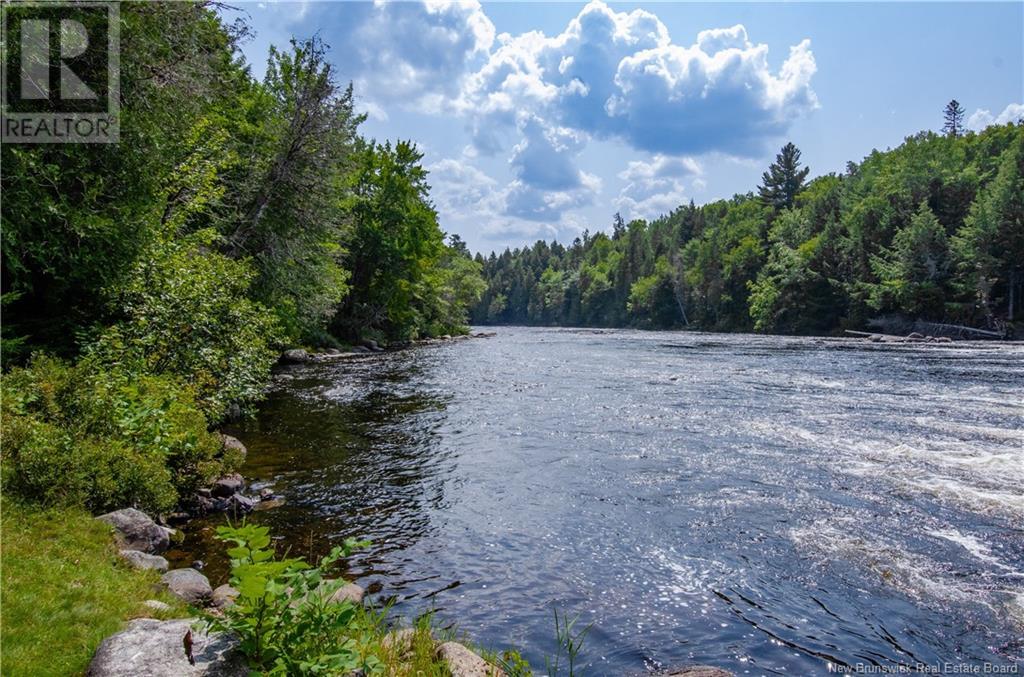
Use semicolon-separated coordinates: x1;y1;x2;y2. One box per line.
615;155;701;221
968;103;1024;131
457;1;816;156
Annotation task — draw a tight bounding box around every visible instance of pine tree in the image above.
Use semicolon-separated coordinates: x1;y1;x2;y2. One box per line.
943;99;966;138
758;143;810;210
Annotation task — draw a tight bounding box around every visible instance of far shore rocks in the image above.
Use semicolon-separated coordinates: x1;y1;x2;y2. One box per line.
161;568;212;605
87;618;245;677
437;641;505;677
97;508;170;554
119;549;169;573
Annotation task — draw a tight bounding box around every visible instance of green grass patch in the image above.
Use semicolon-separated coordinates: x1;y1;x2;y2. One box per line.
0;498;185;676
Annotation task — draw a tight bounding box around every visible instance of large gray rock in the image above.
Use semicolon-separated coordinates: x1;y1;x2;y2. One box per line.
436;641;504;677
119;549;169;573
162;569;212;605
87;618;246;677
97;509;169;554
280;348;310;364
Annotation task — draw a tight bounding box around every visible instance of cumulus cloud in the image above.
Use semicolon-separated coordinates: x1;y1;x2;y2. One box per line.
321;0;495;111
968;103;1024;131
615;155;701;220
315;0;818;237
457;1;817;156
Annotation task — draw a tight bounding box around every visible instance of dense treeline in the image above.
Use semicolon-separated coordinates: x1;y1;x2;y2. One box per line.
473;124;1024;336
1;3;483;513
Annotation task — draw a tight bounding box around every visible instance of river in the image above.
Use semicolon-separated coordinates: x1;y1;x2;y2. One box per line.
182;327;1024;674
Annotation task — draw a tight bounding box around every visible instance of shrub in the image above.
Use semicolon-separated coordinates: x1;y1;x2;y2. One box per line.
205;523;379;675
1;354;231;514
94;229;281;422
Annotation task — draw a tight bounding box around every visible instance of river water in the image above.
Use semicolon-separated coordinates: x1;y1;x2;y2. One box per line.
187;328;1024;674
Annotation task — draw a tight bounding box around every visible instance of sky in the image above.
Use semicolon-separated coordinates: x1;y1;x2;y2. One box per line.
226;1;1024;255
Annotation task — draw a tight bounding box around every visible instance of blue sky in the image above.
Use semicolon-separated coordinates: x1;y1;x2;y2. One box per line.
227;1;1023;255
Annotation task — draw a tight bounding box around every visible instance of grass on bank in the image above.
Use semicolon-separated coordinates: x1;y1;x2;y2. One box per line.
0;498;185;676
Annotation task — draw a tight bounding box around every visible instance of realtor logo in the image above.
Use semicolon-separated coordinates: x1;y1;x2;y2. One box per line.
2;1;119;143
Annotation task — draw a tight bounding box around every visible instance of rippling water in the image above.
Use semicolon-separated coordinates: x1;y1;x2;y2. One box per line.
180;328;1024;674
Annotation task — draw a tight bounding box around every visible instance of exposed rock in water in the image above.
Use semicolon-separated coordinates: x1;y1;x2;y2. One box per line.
211;473;245;498
161;568;212;605
211;584;239;610
436;641;504;677
119;549;169;573
87;618;245;677
96;509;169;554
280;348;310;364
226;493;256;514
253;497;285;512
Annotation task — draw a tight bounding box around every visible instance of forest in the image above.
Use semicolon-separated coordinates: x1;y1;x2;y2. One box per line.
1;2;487;513
472;123;1024;336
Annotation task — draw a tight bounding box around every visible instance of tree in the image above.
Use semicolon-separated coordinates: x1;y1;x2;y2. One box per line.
758;143;810;210
954;134;1024;321
870;202;951;318
943;99;966;138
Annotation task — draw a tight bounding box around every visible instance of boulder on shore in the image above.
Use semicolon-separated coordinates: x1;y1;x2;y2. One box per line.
326;581;365;605
87;618;245;677
211;584;239;610
97;509;169;554
436;641;504;677
220;434;247;461
280;348;310;364
119;549;169;573
161;568;212;605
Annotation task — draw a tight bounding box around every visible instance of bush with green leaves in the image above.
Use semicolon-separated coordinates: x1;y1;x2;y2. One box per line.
93;229;280;422
0;354;232;514
206;523;379;675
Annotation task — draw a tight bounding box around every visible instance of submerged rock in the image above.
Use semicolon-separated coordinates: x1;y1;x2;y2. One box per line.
97;509;169;554
161;568;212;605
666;667;734;677
119;549;169;573
87;618;245;677
436;641;504;677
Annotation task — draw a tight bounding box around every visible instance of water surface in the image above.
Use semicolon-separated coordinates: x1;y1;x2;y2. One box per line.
184;328;1024;674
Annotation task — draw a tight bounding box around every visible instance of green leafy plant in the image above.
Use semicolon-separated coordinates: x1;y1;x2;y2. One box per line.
545;609;591;677
205;522;378;675
0;354;230;513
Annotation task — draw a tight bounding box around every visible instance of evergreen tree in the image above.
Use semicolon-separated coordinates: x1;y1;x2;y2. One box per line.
758;143;810;210
943;100;966;138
